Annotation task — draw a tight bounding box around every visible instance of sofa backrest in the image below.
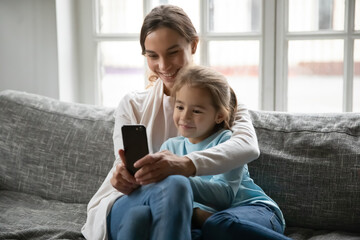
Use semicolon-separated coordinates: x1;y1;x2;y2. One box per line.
1;90;359;232
249;110;360;233
0;90;115;204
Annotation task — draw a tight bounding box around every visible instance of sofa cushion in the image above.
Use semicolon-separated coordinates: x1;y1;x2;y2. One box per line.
0;190;86;240
249;110;360;233
285;227;360;240
0;90;115;203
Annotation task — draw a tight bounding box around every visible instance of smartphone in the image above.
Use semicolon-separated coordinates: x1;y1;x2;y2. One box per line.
121;125;149;175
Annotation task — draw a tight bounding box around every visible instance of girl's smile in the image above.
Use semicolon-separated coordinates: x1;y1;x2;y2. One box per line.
173;85;224;144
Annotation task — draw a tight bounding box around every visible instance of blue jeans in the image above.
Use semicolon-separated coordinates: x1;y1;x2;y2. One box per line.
194;203;291;240
107;175;193;240
107;176;290;240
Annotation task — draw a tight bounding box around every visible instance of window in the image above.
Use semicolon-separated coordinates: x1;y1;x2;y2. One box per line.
286;0;346;112
91;0;360;112
95;0;261;109
354;0;360;111
278;0;359;112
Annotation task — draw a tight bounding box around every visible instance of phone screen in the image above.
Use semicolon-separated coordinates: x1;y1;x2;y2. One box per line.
121;125;149;175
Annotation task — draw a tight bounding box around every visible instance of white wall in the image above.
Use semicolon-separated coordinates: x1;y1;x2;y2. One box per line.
0;0;59;99
56;0;80;103
76;0;98;105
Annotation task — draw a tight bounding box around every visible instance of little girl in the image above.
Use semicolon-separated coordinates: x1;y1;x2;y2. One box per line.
160;65;288;240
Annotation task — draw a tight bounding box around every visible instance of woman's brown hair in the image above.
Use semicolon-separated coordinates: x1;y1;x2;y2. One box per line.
140;5;198;55
140;5;199;83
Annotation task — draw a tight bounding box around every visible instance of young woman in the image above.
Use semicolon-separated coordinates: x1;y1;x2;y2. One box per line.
82;5;288;240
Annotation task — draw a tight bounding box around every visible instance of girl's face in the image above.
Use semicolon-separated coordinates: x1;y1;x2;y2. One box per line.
173;85;225;144
144;27;197;95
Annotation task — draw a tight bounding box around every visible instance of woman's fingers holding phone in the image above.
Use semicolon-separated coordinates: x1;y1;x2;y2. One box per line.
118;149;137;184
110;164;139;195
133;153;163;183
109;149;139;195
134;151;195;184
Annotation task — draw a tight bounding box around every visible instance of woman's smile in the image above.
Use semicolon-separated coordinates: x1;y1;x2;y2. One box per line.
158;69;179;80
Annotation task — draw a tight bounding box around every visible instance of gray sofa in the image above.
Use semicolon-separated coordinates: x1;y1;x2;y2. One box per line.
0;89;359;240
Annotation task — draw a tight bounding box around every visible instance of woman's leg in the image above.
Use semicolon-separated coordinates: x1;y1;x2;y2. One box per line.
202;204;291;240
107;175;193;240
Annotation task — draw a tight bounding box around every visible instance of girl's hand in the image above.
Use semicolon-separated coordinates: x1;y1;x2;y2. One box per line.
110;149;140;195
133;150;196;185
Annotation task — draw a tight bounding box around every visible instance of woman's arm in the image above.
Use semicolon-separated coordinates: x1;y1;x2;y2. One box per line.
133;104;258;183
111;93;141;194
113;93;136;163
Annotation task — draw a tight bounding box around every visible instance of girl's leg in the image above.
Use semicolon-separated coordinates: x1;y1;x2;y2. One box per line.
202;204;291;240
107;175;193;240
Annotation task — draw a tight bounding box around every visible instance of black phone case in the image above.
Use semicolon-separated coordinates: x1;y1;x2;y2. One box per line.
121;125;149;175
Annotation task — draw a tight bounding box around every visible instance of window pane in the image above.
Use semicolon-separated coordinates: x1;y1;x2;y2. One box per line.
288;0;345;32
97;0;143;34
356;0;360;31
288;40;343;112
149;0;200;31
99;42;145;107
209;41;259;110
209;0;261;33
354;40;360;112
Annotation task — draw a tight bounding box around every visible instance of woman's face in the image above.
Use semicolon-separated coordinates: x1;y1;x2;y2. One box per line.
144;27;197;95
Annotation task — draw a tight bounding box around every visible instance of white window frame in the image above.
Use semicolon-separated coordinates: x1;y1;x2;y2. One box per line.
81;0;275;109
76;0;359;112
275;0;359;112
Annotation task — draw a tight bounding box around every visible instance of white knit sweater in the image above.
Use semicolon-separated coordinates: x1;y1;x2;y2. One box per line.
81;79;260;240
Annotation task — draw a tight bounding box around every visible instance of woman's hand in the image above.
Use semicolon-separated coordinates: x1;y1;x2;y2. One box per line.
110;149;140;195
133;150;196;185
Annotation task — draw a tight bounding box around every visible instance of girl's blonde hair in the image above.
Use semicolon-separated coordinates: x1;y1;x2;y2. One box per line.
171;65;238;130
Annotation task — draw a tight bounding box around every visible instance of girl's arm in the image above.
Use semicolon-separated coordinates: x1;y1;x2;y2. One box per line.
190;170;241;211
187;103;259;176
159;132;242;211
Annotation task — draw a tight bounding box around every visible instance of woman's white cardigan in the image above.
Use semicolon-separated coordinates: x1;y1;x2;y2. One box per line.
81;80;260;240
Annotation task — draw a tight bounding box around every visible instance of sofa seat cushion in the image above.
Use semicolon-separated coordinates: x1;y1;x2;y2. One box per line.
285;227;360;240
0;190;86;240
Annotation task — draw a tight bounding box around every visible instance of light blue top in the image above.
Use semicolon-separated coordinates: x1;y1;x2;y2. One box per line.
160;129;285;225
